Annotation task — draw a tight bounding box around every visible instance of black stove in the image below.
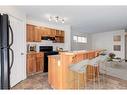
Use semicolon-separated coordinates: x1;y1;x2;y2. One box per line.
39;46;58;72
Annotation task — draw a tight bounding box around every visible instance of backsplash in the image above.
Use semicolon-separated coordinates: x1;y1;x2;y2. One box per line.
27;40;65;52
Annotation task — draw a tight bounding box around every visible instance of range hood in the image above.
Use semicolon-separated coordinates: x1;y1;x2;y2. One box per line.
41;36;55;41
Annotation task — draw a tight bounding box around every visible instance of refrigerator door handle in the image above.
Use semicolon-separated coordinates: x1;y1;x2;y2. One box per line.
9;25;14;47
9;48;14;70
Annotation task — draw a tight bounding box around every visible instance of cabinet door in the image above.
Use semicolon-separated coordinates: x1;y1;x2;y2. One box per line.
41;27;51;36
50;29;56;37
55;30;59;36
36;53;44;72
34;27;41;42
36;57;43;72
61;31;64;37
27;54;36;76
59;30;62;36
26;24;35;42
40;27;45;36
45;27;51;36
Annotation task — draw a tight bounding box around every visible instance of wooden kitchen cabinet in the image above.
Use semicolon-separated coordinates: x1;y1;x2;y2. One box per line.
41;27;51;36
40;27;46;36
61;31;64;37
56;30;61;36
27;53;36;75
26;24;35;42
36;53;44;72
27;24;65;43
27;24;41;42
27;52;44;76
50;29;56;37
54;30;64;43
46;28;51;36
34;26;42;42
55;30;64;37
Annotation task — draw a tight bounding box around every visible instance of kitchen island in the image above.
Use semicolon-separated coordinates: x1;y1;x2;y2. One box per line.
48;50;101;89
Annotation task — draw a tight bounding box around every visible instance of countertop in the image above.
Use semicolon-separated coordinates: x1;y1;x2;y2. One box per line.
61;49;102;55
27;51;43;54
48;54;60;61
61;50;88;55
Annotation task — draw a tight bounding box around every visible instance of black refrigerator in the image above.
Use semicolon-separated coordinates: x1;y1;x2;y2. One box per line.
0;14;14;89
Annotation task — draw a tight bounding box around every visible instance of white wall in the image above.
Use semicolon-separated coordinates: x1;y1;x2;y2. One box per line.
27;18;71;51
71;30;92;51
0;6;26;20
92;30;125;59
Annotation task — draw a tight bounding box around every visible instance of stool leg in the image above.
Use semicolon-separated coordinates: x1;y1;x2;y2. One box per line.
84;73;87;89
78;74;79;89
97;64;101;89
105;62;108;88
93;66;96;89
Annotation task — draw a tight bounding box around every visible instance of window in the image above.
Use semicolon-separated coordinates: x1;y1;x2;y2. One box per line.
73;36;78;42
81;37;87;43
78;37;82;43
73;35;87;43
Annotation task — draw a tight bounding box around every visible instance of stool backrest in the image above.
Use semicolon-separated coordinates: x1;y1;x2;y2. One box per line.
69;59;89;73
88;56;101;66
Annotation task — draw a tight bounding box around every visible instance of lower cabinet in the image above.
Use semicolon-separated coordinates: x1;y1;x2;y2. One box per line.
27;52;44;76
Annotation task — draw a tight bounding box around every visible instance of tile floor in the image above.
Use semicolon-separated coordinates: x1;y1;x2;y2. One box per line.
12;73;127;90
12;73;52;89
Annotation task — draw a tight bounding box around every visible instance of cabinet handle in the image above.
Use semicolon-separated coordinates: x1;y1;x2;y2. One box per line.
21;52;24;55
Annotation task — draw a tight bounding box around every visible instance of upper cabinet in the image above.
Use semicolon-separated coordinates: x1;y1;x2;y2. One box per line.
26;24;64;43
34;26;42;42
26;24;41;42
40;27;51;36
56;30;64;37
50;29;56;37
26;24;35;42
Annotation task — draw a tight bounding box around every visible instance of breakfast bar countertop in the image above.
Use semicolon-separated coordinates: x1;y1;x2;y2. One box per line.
48;54;60;61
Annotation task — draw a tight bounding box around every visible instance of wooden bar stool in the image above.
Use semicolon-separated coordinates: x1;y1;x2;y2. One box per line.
99;55;108;88
69;60;89;89
87;56;101;89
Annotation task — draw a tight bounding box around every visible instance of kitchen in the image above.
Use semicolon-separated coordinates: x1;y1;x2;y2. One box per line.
1;6;127;90
26;23;66;75
26;22;101;89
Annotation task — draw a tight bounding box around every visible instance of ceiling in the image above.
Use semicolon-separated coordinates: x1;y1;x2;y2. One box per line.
17;6;127;33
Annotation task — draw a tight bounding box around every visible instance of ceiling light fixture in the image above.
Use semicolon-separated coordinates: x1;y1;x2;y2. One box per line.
48;16;65;24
